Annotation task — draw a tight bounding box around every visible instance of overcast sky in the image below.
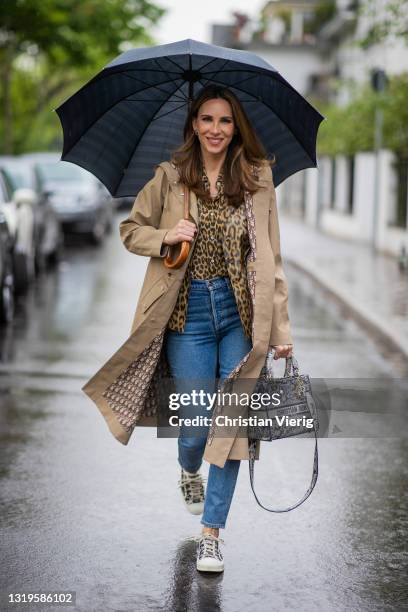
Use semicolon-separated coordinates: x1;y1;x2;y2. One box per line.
152;0;265;45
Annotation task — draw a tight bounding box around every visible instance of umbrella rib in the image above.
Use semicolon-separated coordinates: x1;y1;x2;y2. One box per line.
199;70;259;91
193;56;220;73
125;97;187;103
151;101;188;122
121;72;185;99
197;58;231;86
125;83;188;103
152;57;187;97
201;67;259;74
112;79;187;194
152;57;189;102
197;76;315;165
160;55;187;73
200;70;259;94
200;69;266;92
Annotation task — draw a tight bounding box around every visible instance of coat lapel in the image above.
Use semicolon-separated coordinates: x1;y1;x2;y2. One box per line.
160;162;199;226
251;173;276;347
189;189;199;226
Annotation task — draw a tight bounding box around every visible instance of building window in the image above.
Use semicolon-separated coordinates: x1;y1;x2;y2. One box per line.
330;157;336;209
347;155;355;214
392;154;408;228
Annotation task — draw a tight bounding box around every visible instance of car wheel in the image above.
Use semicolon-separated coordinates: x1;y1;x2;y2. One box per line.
0;266;15;324
14;251;35;294
35;248;47;276
48;233;64;266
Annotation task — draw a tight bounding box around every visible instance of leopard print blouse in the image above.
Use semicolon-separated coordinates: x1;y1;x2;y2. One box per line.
167;166;252;338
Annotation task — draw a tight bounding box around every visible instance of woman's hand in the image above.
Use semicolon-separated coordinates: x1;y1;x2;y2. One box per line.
163;220;197;246
270;344;293;359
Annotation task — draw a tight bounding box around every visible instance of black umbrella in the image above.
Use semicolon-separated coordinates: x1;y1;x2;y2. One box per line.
55;38;325;197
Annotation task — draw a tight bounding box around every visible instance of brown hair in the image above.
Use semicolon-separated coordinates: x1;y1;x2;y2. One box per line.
170;85;276;208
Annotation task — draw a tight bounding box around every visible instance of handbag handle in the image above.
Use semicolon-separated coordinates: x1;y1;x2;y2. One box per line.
264;351;300;379
248;430;318;513
283;355;300;378
164;186;191;269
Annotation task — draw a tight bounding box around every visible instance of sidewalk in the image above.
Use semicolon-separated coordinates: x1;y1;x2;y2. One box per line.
280;215;408;362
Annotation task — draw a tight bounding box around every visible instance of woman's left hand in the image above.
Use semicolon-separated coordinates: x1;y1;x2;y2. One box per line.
270;344;293;359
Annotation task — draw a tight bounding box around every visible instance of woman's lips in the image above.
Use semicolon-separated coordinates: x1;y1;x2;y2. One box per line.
207;137;223;145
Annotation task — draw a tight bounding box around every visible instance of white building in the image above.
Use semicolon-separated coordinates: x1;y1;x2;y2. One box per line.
211;0;408;257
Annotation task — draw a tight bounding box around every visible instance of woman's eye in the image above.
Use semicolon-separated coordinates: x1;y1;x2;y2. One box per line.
201;117;232;123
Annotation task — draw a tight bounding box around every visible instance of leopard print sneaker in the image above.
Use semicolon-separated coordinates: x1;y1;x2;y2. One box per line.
178;468;205;515
196;533;224;572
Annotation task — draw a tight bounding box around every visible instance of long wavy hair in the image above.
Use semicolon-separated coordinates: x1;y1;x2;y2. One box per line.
170;85;276;208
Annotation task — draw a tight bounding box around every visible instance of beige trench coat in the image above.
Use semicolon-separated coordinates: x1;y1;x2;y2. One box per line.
81;160;293;468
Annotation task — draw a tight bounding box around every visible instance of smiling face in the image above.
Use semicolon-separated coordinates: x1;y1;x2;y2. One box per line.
192;98;236;158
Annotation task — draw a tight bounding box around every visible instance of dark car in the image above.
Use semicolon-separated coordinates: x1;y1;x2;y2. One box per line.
0;190;15;323
23;153;114;245
0;156;63;272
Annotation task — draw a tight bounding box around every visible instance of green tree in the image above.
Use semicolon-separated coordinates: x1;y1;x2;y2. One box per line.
0;0;165;153
357;0;408;48
304;0;337;35
314;73;408;157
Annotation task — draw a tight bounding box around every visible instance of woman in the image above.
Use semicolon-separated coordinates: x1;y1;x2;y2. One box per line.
82;84;293;574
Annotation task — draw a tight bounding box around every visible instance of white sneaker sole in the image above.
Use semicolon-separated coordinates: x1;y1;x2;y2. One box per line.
196;559;224;573
182;498;204;515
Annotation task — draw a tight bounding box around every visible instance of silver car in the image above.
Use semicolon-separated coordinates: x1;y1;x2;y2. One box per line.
0;156;63;272
23;153;114;245
0;164;37;293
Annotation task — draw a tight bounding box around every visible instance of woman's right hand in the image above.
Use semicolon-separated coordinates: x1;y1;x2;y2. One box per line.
163;220;197;245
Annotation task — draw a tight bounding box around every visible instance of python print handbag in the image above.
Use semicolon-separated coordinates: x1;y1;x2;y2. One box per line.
248;352;319;512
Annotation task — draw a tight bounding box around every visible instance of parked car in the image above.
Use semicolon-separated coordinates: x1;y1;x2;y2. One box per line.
0;156;63;271
0;165;36;294
22;153;114;245
0;194;15;323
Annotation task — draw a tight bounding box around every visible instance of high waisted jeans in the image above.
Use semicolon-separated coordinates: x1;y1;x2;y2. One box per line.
164;276;253;528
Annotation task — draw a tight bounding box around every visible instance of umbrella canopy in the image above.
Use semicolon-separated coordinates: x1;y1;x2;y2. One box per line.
56;39;325;197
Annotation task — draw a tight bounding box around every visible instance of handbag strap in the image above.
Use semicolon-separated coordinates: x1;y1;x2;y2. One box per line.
248;426;318;513
183;185;190;220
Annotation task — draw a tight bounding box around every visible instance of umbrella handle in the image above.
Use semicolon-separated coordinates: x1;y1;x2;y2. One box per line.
164;185;191;269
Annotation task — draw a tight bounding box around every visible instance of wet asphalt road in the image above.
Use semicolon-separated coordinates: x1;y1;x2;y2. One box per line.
0;212;407;612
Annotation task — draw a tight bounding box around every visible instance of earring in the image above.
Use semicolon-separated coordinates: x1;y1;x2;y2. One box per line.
194;130;198;135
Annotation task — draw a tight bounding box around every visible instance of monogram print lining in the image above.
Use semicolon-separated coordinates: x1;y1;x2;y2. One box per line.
102;332;166;432
101;167;259;435
167;166;252;339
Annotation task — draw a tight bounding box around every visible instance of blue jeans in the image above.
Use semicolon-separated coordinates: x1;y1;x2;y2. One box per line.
164;276;253;528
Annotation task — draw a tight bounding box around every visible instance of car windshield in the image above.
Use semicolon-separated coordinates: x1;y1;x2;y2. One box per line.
36;162;92;185
2;164;33;190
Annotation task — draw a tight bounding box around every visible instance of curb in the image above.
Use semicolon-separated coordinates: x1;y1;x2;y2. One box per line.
286;257;408;365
